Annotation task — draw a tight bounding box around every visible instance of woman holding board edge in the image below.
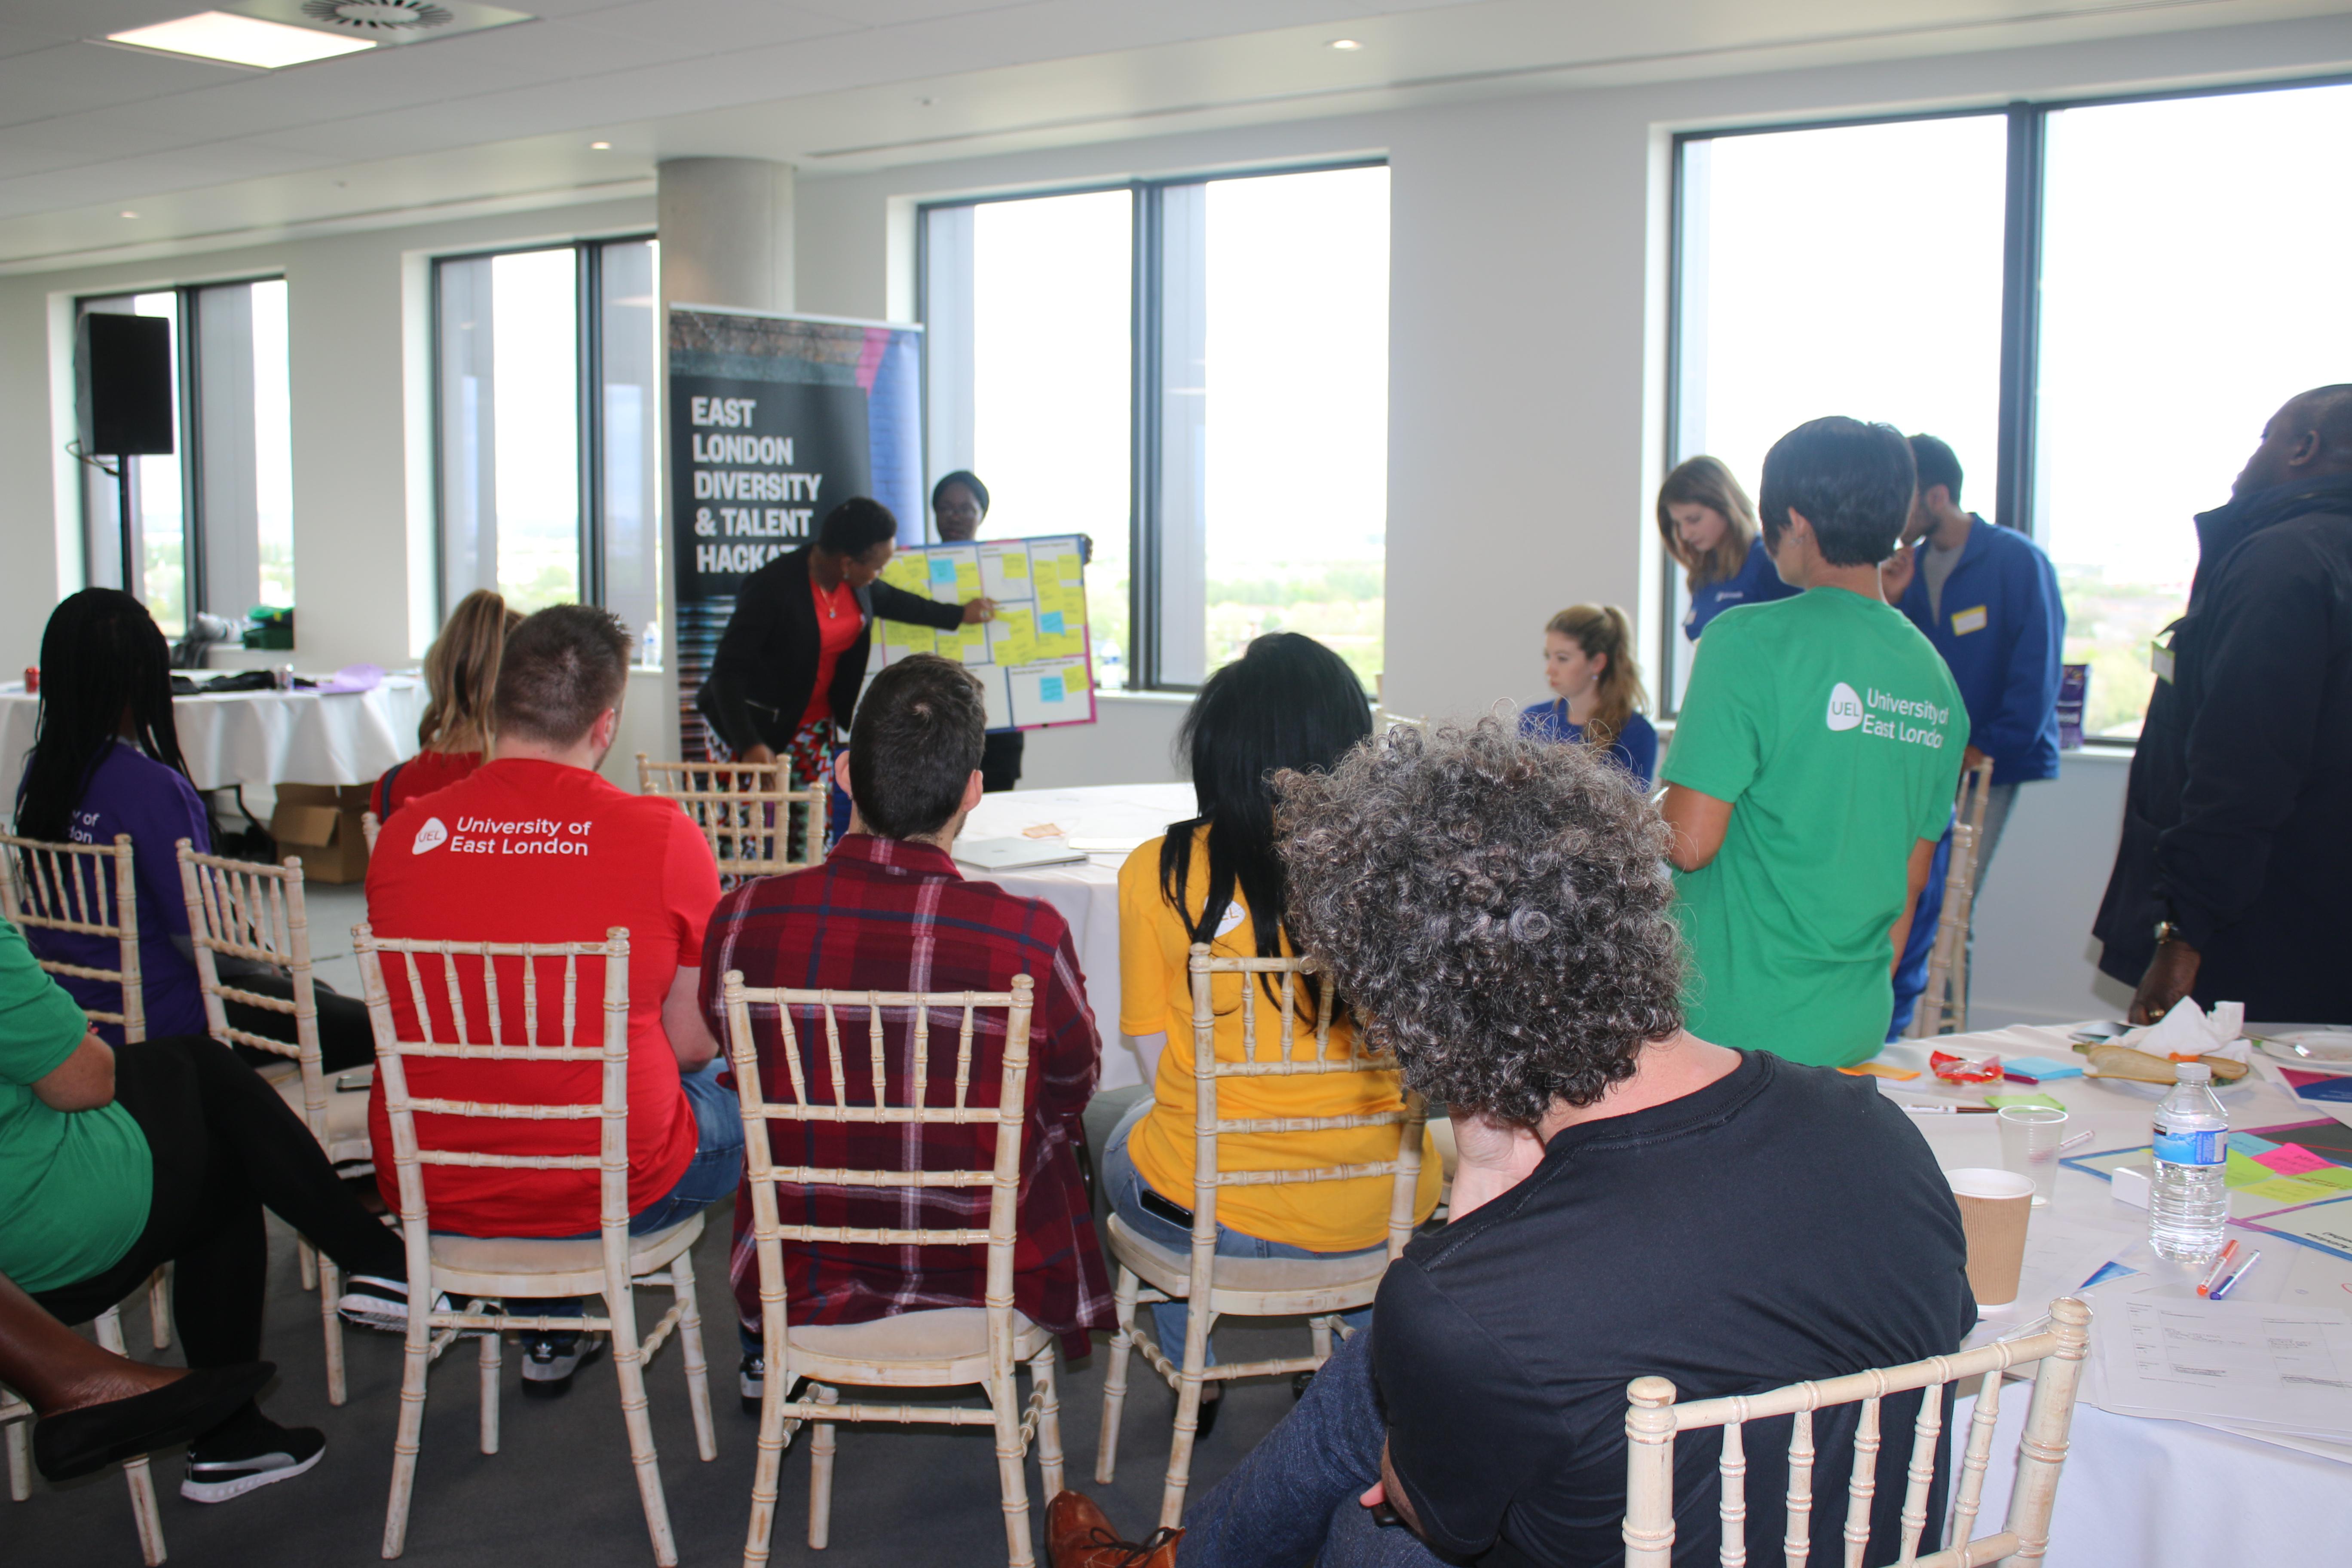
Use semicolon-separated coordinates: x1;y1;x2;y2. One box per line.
697;497;992;793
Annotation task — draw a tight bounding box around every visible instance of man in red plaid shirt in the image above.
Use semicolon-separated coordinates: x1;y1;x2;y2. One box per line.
699;653;1110;1408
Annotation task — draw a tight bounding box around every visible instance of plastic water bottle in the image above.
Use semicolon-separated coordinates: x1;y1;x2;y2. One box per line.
2150;1061;2229;1262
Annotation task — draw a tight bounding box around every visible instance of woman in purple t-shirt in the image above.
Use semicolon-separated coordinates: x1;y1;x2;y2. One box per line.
14;591;371;1068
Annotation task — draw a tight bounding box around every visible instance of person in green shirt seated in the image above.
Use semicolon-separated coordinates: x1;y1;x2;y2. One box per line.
1659;416;1967;1068
0;914;416;1504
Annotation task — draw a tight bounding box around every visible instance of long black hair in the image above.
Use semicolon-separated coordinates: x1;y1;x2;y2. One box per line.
1160;633;1372;1006
16;589;193;842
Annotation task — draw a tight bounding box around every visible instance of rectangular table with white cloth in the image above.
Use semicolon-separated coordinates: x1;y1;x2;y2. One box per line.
1868;1023;2352;1567
953;782;1197;1092
0;679;427;793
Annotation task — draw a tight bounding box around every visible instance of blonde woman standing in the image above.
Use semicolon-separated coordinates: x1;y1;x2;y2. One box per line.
1658;455;1797;640
1520;603;1657;787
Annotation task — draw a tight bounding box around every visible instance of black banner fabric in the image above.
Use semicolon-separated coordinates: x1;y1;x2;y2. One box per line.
668;375;869;600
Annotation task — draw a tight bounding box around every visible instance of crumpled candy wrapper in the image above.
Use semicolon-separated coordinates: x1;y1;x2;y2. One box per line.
2118;999;2252;1063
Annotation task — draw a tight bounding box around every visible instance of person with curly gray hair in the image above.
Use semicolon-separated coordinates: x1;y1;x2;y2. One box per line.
1046;721;1972;1568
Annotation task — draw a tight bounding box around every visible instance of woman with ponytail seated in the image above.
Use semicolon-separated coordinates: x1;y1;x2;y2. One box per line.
1520;603;1658;789
1106;634;1442;1434
372;588;519;819
14;591;373;1072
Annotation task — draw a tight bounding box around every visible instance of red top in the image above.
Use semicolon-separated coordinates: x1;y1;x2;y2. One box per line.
372;748;484;820
798;574;864;728
364;759;723;1237
698;834;1110;1357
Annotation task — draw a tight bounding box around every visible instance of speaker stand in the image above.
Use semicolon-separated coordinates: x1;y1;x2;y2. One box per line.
115;454;137;594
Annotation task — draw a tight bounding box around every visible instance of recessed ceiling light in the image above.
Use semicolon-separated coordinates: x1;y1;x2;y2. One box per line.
107;11;376;68
1328;38;1362;50
589;140;611;150
120;210;139;219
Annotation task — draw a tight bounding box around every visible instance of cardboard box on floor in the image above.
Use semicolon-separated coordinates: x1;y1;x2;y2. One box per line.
270;783;371;884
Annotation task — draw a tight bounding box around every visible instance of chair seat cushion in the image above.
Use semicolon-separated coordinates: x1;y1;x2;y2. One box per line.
269;1064;372;1161
784;1306;1049;1363
1105;1213;1390;1299
428;1214;703;1279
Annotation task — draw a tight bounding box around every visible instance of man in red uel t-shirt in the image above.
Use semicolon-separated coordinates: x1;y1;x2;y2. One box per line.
366;605;739;1394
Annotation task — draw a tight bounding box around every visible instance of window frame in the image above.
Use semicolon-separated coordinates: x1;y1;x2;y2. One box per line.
426;230;655;627
74;273;285;625
917;156;1390;694
1663;70;2352;742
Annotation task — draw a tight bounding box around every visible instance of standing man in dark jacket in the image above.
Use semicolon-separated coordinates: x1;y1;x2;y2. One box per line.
696;497;991;799
2094;384;2352;1024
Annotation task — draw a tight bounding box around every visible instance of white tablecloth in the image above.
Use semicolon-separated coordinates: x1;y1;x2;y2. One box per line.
1874;1025;2352;1565
956;782;1197;1092
0;679;426;793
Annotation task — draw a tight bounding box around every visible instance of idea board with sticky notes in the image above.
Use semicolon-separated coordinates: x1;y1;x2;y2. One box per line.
868;534;1097;733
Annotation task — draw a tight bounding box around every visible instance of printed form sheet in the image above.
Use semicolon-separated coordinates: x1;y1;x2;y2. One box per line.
871;535;1096;732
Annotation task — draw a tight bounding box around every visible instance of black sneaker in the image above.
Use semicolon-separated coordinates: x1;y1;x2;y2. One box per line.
336;1275;450;1332
739;1353;763;1416
519;1331;605;1397
181;1424;325;1503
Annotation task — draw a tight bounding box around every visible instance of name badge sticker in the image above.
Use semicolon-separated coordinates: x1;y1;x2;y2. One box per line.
1951;605;1988;636
2152;643;2176;683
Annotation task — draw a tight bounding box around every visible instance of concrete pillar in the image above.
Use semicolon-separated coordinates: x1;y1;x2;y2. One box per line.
656;157;795;313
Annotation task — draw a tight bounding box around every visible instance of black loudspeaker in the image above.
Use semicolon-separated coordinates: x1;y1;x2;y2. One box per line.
77;312;174;456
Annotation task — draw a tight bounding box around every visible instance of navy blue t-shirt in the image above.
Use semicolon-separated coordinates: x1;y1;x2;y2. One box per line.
1684;536;1800;640
16;741;211;1043
1517;702;1659;789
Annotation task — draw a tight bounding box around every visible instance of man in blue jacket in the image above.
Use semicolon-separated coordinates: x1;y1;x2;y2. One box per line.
1880;436;2064;1028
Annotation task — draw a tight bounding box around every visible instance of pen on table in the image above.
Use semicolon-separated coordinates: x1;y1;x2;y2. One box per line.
2195;1238;2242;1297
2057;1130;2095;1154
2210;1250;2263;1301
1899;1103;1997;1114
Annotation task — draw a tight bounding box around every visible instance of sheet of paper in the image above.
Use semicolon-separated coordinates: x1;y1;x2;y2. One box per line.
1006;657;1090;727
989;607;1038;667
2095;1296;2352;1438
886;624;935;662
979;543;1034;602
2243;1194;2352;1263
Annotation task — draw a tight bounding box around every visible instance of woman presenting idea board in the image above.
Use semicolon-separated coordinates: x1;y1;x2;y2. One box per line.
697;497;993;789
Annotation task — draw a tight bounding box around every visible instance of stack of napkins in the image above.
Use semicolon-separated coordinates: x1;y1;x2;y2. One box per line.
2116;1000;2253;1064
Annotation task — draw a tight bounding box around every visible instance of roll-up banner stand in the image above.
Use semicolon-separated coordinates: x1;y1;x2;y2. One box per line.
667;306;923;761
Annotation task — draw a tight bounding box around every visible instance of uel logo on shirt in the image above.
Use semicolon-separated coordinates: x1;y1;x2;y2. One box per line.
1825;683;1865;732
413;816;449;854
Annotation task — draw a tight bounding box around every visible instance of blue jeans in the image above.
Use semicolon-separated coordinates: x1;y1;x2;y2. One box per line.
1177;1325;1438;1568
521;1058;746;1330
1102;1099;1381;1366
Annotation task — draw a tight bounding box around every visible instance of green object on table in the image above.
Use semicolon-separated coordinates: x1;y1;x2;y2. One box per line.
242;605;293;649
1985;1091;2067;1112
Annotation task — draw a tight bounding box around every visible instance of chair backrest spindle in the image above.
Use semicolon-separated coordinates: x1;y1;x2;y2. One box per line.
0;831;145;1041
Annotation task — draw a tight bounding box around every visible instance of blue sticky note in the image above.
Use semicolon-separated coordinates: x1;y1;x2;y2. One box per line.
928;557;958;584
1038;610;1064;636
2001;1055;2084;1082
2229;1132;2281;1156
1039;675;1064;704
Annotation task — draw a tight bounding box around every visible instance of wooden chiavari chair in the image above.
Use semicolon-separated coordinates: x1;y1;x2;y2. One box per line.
637;753;826;883
1;1303;169;1565
1094;944;1428;1528
1913;756;1996;1039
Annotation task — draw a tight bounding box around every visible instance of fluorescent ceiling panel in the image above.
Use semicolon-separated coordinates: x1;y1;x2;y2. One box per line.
107;11;377;67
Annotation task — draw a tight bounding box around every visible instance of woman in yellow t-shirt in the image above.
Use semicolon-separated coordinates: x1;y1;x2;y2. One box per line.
1106;634;1440;1423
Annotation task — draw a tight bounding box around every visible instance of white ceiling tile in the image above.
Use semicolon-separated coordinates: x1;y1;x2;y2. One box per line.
0;40;250;128
567;0;857;51
414;16;714;77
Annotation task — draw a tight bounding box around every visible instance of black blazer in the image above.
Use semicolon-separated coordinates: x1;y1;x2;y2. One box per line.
696;544;965;753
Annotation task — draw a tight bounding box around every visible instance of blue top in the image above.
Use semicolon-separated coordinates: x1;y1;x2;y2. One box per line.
15;741;211;1044
1892;516;2065;784
1684;536;1799;641
1518;703;1658;788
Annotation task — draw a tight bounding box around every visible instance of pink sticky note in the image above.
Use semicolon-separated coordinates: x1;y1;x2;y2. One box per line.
2255;1143;2337;1176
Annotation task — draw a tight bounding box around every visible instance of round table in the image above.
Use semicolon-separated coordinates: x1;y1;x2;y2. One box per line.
0;679;427;793
955;782;1197;1091
1871;1025;2352;1564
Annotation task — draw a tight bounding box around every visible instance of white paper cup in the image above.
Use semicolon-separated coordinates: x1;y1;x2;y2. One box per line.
1946;1167;2034;1307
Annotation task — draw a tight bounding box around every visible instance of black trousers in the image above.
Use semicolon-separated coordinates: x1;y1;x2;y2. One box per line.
981;729;1025;794
223;971;377;1075
31;1035;405;1369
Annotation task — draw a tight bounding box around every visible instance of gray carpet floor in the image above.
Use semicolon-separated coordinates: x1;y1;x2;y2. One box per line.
11;885;1314;1567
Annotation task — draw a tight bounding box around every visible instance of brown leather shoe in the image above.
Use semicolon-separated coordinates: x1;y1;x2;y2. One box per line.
1045;1490;1182;1568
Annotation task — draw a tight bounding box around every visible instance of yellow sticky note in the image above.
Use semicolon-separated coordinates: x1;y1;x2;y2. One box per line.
891;625;934;659
956;562;983;600
993;608;1038;666
1057;553;1083;585
882;554;925;594
2240;1174;2345;1207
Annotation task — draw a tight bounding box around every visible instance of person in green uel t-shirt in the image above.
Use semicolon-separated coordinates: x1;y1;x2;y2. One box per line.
1662;418;1967;1067
0;915;151;1293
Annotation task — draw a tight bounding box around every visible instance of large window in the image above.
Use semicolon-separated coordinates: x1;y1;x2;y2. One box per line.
923;164;1391;692
77;279;292;638
433;236;663;658
1671;78;2352;738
